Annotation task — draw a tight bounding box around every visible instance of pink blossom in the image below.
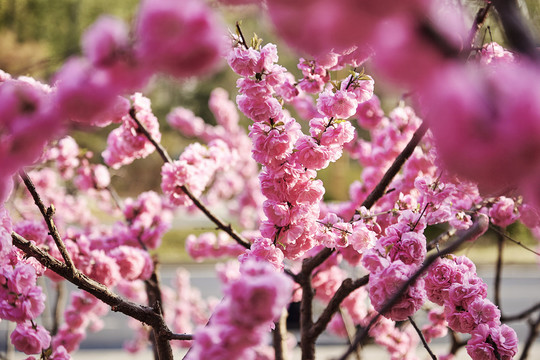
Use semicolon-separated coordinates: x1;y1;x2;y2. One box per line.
466;324;518;360
82;15;129;67
11;321;51;355
479;42;515;66
135;0;225;78
468;298;501;327
368;260;426;321
418;61;540;193
0;79;61;178
317;89;358;119
167;107;206;137
237;94;283;123
109;246;154;281
341;74;374;103
87;250;121;287
294;136;333;170
489;197;518;228
102;93;161;169
226;260;292;327
227;46;260;77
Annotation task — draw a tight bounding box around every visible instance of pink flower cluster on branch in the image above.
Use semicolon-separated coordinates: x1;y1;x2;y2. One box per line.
187;260;292;359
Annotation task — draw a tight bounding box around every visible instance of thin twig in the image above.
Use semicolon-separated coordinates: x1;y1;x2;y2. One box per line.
18;170;76;273
519;312;540;360
494;227;504;308
466;2;493;52
409;316;437;360
11;232;182;360
311;276;369;339
359;122;428;211
129;108;251;249
339;307;362;360
491;0;538;59
337;214;489;360
490;225;540;256
273;309;289;360
502;302;540;322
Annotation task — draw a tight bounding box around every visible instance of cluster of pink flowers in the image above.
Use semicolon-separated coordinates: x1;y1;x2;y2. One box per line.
425;255;518;359
0;75;61;202
187;260;292;359
102;93;161;169
186;232;246;261
161;140;234;207
167;88;263;228
54;291;109;353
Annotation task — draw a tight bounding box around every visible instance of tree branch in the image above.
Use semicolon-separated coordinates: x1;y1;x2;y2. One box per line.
11;232;180;360
519;312;540;360
360;121;428;210
311;276;369;339
491;0;538;59
409;316;437;360
502;302;540;322
18;170;76;273
494;227;504;309
273;309;289;360
337;214;489;360
298;260;315;360
129;109;251;250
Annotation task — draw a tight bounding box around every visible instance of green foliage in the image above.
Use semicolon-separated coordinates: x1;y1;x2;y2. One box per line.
0;0;139;76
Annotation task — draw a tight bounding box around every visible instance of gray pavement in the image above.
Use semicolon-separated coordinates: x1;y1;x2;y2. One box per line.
1;264;540;359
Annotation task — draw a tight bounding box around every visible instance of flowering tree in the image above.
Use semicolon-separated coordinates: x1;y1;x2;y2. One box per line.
1;0;540;359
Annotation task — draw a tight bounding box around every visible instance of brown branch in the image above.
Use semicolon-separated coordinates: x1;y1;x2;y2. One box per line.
409;316;437;360
311;276;369;339
466;2;493;51
337;214;489;360
52;282;66;336
360;121;428;210
11;232;179;360
519;312;540;360
298;261;315;360
339;307;361;360
494;227;504;308
449;329;467;355
130;108;172;163
491;0;539;59
169;333;194;341
129;108;251;250
502;302;540;322
273;309;289;360
19;170;76;273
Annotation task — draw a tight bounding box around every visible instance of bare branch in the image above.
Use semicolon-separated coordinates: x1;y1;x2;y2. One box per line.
311;276;369;339
519;312;540;360
273;309;289;360
18;170;76;273
11;232;181;360
409;316;437;360
359;121;428;211
502;302;540;322
129;108;251;250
